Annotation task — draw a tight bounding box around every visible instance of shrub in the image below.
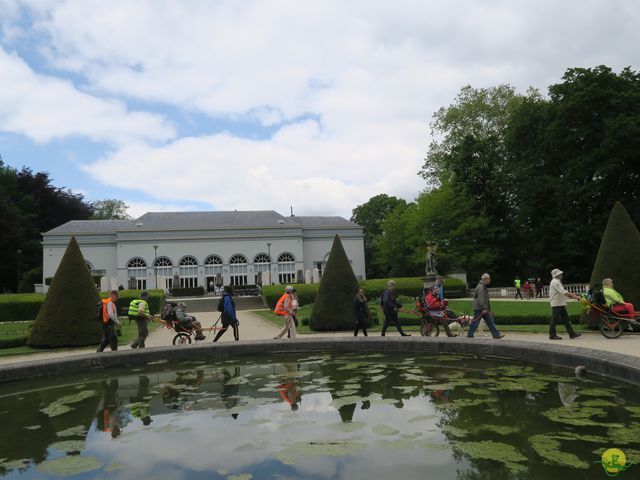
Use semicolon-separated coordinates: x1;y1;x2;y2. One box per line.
100;289;165;316
587;201;640;326
262;276;466;309
310;235;361;331
0;293;46;322
170;287;205;297
27;237;102;348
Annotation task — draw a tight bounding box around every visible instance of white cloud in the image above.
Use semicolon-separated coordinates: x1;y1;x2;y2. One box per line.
2;0;640;215
0;46;175;144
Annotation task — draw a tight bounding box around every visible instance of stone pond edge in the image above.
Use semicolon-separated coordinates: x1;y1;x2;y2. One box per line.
1;337;639;386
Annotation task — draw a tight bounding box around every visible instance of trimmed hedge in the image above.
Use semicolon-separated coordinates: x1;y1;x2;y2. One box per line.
262;276;466;310
0;290;164;322
170;287;205;297
0;293;46;323
100;290;165;315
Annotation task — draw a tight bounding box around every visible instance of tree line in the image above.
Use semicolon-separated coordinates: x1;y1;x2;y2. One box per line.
0;159;130;292
352;66;640;285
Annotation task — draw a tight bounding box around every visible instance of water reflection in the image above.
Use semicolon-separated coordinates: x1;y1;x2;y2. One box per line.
0;354;639;480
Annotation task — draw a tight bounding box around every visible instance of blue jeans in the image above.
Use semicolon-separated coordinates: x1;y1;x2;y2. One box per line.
467;310;502;338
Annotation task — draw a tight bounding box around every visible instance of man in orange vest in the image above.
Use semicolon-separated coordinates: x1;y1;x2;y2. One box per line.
273;285;296;339
98;290;120;352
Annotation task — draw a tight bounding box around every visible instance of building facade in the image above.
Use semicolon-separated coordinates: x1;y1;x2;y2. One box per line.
41;210;365;291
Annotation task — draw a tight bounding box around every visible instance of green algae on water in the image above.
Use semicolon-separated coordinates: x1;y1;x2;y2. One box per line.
543;405;609;427
529;435;589;469
56;425;87;438
455;440;527;464
372;424;400;436
276;439;367;465
327;421;367;433
50;440;85;453
37;455;102;477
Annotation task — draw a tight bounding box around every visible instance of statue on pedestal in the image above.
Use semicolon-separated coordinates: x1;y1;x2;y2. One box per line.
425;242;438;275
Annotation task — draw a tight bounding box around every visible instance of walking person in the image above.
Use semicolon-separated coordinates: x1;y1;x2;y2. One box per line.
467;274;505;339
288;288;300;339
98;290;120;352
273;286;296;339
380;280;410;337
548;269;581;340
353;288;369;336
514;276;523;300
129;291;152;349
535;277;543;298
214;286;239;342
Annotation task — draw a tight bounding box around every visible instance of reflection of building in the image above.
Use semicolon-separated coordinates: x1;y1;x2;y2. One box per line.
41;210;365;290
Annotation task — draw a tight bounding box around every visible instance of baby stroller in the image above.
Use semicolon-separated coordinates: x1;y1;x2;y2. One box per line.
580;292;640;339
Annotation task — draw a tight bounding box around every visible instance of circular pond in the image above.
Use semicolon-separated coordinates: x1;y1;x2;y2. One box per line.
1;352;639;479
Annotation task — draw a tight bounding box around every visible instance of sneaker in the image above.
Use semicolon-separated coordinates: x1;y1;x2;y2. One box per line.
401;333;412;337
493;334;505;339
570;333;582;339
195;335;206;341
550;335;563;340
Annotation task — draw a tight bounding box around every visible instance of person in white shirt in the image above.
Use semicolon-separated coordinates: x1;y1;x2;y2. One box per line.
548;269;581;340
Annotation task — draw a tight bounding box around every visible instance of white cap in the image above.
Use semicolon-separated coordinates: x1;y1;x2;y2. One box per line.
285;285;294;293
551;268;563;278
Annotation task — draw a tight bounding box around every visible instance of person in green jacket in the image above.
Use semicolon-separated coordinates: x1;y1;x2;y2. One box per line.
602;278;638;318
129;291;152;348
514;276;523;300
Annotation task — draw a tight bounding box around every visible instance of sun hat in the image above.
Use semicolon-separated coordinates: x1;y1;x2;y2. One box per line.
551;268;563;278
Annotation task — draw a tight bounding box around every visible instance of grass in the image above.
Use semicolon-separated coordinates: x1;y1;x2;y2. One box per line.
0;317;159;357
253;298;589;334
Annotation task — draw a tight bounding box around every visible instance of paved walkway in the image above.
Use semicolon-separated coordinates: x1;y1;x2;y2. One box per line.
0;309;638;366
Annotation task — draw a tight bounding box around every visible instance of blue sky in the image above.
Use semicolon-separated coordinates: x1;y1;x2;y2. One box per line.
1;0;639;218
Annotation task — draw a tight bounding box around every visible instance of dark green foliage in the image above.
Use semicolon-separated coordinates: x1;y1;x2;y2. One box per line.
0;160;93;293
27;237;101;347
262;276;466;309
169;286;204;297
0;293;45;322
589;202;640;306
310;235;361;331
103;289;165;315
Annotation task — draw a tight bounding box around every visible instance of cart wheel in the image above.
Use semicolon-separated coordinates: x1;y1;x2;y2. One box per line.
173;333;192;345
421;322;440;337
600;320;623;339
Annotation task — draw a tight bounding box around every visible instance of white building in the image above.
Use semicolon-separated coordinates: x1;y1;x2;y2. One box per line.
41;210;365;291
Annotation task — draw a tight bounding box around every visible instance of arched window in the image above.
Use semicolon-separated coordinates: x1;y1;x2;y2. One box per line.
127;258;147;290
153;257;173;289
204;255;223;275
278;252;296;284
253;253;271;285
179;256;199;288
229;254;248;286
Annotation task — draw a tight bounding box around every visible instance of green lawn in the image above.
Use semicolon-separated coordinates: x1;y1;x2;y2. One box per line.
0;317;159;357
253;298;588;334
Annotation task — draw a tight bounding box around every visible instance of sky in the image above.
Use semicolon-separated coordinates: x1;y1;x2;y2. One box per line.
0;1;638;219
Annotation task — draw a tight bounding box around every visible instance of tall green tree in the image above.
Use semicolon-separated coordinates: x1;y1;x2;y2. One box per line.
90;199;131;220
351;194;407;278
0;160;93;292
507;66;640;281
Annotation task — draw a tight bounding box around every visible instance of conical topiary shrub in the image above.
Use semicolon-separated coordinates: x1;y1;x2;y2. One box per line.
310;235;360;331
589;201;640;306
28;237;101;347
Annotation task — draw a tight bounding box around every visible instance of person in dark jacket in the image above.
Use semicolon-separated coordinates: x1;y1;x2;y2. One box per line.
468;273;504;339
214;286;239;342
380;281;410;337
353;288;369;336
535;277;543;298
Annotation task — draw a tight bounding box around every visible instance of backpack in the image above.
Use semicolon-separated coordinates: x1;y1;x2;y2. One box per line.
96;300;104;322
161;302;177;321
217;297;225;313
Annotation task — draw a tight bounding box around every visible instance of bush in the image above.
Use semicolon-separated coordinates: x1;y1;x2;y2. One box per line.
262;276;466;310
100;289;165;316
587;201;640;325
0;293;46;323
28;237;102;348
170;287;205;297
310;235;362;331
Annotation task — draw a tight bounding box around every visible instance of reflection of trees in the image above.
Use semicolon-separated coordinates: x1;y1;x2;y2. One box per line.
0;381;100;475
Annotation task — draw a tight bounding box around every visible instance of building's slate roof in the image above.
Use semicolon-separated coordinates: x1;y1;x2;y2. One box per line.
291;216;360;228
45;219;136;234
44;210;360;235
